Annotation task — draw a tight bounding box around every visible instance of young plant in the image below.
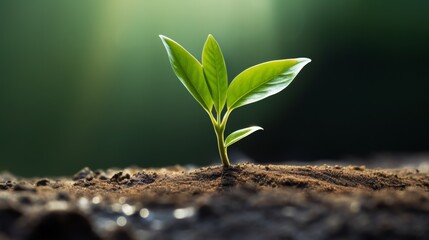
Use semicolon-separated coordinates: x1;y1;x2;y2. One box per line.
160;34;310;167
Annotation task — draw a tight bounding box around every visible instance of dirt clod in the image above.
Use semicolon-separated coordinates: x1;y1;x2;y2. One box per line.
73;167;95;181
128;172;157;186
13;184;35;192
35;179;50;186
109;172;130;184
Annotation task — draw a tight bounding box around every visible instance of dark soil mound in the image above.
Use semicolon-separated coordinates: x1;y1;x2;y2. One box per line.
1;164;428;239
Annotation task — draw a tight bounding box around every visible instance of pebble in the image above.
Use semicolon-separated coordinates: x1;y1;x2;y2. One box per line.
98;175;108;180
72;167;95;181
13;184;36;192
36;179;50;187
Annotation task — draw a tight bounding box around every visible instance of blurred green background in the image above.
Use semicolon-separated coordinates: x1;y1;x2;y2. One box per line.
1;1;428;176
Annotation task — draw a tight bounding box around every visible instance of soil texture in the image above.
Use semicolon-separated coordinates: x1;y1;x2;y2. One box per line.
1;163;429;240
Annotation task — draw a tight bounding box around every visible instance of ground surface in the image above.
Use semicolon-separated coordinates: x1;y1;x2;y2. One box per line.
0;163;429;240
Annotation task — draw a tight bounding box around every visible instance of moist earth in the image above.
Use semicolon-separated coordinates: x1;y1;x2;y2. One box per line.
0;163;429;240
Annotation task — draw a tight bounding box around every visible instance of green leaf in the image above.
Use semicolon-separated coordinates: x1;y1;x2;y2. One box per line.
227;58;311;110
202;34;228;113
225;126;263;147
160;35;213;111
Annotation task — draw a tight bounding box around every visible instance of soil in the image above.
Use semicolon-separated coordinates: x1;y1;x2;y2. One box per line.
1;163;429;240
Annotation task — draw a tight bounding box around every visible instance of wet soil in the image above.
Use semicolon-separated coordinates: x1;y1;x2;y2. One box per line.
1;163;429;240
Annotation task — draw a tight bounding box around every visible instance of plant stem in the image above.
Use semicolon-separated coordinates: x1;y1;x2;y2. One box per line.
215;125;230;167
208;109;232;167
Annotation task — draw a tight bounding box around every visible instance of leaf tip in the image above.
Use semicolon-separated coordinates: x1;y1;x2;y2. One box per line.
254;126;264;131
297;57;312;64
206;34;218;45
159;35;168;46
159;35;174;45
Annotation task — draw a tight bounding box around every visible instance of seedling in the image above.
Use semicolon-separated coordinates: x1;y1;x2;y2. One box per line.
160;34;310;167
